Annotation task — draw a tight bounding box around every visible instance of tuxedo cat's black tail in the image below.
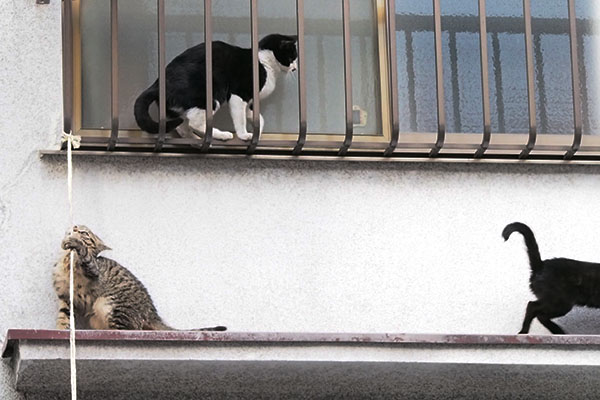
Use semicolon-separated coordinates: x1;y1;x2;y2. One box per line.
134;85;183;134
502;222;543;273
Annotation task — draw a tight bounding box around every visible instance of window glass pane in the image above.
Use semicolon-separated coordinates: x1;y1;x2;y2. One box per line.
80;0;382;136
394;0;599;135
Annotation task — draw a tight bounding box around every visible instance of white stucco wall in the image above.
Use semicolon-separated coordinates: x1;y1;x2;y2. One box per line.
2;2;600;399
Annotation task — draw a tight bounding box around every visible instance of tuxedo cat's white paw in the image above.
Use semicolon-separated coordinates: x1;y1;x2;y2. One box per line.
213;129;234;141
237;131;254;141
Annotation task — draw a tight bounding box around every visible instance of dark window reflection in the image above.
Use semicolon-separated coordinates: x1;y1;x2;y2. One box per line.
395;0;598;135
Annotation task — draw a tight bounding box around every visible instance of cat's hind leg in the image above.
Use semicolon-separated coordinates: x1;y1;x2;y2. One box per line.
246;107;264;135
186;107;233;141
537;316;566;334
89;296;112;330
229;95;253;141
536;304;571;334
56;298;71;330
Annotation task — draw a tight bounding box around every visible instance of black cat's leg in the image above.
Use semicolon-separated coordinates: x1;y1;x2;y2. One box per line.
519;301;540;334
230;95;252;140
56;297;71;330
536;305;571;334
536;316;566;334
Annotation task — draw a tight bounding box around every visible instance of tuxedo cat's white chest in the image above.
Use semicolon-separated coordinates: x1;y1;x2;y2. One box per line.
258;50;279;100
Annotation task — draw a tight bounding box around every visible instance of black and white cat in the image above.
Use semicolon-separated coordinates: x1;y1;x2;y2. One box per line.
134;33;298;141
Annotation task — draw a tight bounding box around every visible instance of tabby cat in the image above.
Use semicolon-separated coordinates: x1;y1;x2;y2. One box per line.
134;33;298;141
503;222;600;334
53;225;226;331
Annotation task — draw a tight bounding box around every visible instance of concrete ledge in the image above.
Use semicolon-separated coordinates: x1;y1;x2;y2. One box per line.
4;329;600;399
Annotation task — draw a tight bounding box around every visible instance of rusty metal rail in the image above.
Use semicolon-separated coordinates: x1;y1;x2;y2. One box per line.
430;0;446;157
154;0;167;152
565;0;583;159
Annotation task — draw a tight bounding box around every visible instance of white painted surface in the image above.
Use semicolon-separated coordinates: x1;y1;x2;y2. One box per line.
2;1;600;399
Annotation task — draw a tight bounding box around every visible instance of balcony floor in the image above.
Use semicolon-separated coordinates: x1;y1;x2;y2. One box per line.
4;329;600;399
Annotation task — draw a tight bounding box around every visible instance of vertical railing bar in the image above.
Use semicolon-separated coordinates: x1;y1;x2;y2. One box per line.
405;30;417;131
491;33;505;133
429;0;446;157
107;0;119;151
565;0;582;159
200;0;213;152
578;31;590;136
475;0;491;158
247;0;260;154
519;0;537;159
338;0;353;156
448;32;461;133
62;0;74;140
154;0;167;152
533;34;548;133
292;0;307;155
384;0;400;156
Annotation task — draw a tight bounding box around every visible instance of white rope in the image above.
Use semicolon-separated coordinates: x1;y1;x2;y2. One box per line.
61;131;80;400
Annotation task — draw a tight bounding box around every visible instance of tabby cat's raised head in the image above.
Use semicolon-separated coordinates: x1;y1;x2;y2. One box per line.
64;225;111;256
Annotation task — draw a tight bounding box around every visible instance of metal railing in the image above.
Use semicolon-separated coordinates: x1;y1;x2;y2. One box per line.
60;0;595;163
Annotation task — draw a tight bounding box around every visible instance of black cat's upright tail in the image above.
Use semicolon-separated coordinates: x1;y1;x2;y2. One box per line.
502;222;543;273
134;84;183;134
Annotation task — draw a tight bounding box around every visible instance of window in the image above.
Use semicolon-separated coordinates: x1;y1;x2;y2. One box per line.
392;0;599;159
70;0;388;153
60;0;600;161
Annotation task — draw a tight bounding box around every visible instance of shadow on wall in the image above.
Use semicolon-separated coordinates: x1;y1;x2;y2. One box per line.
555;307;600;334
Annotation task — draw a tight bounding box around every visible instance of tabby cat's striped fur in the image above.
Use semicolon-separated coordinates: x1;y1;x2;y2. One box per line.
53;225;226;331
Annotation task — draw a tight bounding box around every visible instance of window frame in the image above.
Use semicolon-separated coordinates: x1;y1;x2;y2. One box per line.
62;0;600;162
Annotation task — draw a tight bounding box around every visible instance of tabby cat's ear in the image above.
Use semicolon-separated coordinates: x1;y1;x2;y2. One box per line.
99;243;112;252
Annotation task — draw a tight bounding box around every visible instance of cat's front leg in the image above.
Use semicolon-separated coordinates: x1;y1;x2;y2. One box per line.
229;95;253;141
56;298;71;330
62;238;100;278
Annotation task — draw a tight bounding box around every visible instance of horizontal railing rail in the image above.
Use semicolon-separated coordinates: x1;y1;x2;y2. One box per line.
60;0;596;163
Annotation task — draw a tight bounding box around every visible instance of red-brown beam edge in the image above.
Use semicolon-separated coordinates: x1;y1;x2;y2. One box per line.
292;0;307;155
107;0;119;151
247;0;260;154
62;0;73;137
384;0;400;157
519;0;537;159
564;0;583;160
474;0;491;158
338;0;353;156
154;0;167;152
429;0;446;157
200;0;213;152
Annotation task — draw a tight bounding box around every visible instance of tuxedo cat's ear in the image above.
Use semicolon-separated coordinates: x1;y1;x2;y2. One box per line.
281;35;298;46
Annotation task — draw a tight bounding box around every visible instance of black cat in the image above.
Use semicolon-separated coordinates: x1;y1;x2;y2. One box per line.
134;34;297;141
503;222;600;334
